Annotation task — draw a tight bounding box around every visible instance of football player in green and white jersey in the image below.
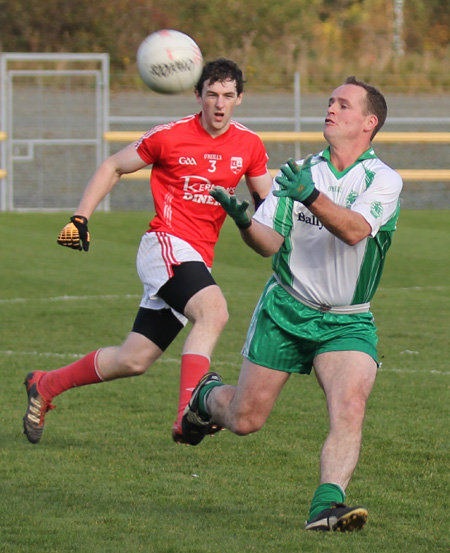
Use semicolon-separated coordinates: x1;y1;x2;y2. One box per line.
182;76;403;532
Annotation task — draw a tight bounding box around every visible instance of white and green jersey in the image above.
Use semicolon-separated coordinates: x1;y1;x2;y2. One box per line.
254;147;403;313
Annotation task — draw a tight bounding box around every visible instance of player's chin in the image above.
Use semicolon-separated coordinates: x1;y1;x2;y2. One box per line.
323;126;336;141
212;120;228;133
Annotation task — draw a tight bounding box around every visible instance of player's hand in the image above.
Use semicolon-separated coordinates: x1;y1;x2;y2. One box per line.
274;155;319;207
210;186;251;230
57;215;90;251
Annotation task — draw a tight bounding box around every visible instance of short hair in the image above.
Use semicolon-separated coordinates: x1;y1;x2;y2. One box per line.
344;76;387;139
195;58;245;96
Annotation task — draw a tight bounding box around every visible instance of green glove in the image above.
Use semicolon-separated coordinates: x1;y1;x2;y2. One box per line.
210;187;251;229
274;154;319;207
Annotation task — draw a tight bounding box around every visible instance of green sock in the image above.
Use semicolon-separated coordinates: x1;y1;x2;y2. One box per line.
198;381;223;419
308;483;346;522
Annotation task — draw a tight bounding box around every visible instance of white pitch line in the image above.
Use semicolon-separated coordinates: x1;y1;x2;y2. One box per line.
0;294;142;304
1;350;448;375
378;367;450;375
0;351;239;367
0;350;84;359
377;286;448;292
0;290;256;304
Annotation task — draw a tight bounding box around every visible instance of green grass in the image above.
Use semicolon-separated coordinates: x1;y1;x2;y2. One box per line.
0;211;449;553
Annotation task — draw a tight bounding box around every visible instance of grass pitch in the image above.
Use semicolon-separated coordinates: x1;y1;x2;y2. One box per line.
0;211;449;553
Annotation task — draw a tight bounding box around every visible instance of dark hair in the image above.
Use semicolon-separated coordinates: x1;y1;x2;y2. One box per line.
344;76;387;139
195;58;245;96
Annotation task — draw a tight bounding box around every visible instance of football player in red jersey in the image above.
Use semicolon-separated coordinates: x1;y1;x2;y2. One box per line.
23;58;273;445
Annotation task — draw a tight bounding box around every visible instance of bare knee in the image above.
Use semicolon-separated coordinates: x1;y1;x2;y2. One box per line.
98;334;162;380
198;298;229;332
114;349;152;377
345;392;368;419
209;387;265;436
185;286;229;332
229;412;266;436
331;394;367;434
212;303;229;333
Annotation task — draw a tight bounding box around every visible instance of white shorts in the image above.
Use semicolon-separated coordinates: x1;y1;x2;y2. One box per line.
136;231;206;324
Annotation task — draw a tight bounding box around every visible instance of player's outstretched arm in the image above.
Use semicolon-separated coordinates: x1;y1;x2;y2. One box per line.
240;218;284;257
57;144;147;251
275;155;371;245
307;193;372;246
210;186;283;257
75;144;146;220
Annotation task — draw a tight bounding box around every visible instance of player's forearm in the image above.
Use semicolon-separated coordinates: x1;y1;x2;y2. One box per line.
74;160;121;218
308;193;371;246
246;172;273;209
240;219;284;257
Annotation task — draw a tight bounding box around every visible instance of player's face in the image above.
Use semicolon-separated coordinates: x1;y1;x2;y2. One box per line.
324;84;376;145
196;78;243;137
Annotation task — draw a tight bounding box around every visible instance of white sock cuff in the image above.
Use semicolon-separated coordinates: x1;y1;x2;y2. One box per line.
182;352;211;362
329;482;346;500
94;349;105;381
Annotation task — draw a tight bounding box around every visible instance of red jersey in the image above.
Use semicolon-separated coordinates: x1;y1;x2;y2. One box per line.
135;113;269;267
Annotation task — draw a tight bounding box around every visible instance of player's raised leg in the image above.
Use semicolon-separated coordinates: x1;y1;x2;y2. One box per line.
182;359;290;445
23;332;165;444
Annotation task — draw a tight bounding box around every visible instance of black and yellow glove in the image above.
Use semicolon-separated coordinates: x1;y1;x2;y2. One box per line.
57;215;90;251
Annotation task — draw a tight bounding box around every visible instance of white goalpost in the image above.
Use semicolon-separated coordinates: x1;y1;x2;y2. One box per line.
0;53;109;212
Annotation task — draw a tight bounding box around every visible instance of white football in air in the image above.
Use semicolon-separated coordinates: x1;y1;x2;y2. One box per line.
137;29;204;94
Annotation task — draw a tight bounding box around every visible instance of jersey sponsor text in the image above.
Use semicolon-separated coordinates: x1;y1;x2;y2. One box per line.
298;211;324;230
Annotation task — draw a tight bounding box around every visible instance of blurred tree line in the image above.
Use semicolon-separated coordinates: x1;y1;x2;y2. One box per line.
0;0;448;90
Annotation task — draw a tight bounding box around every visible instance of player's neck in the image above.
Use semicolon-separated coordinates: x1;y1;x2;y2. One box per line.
328;142;371;172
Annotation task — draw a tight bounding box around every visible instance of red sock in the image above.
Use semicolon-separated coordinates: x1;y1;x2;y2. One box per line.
38;350;104;402
175;352;211;424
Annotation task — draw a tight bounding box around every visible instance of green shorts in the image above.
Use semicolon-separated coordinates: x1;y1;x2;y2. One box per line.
242;276;378;375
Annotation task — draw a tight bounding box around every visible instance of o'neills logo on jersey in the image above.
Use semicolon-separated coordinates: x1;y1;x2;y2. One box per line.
179;156;197;165
230;157;243;174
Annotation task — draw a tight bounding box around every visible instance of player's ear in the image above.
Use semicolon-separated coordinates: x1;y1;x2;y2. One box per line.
195;90;202;105
235;92;243;106
365;114;378;135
